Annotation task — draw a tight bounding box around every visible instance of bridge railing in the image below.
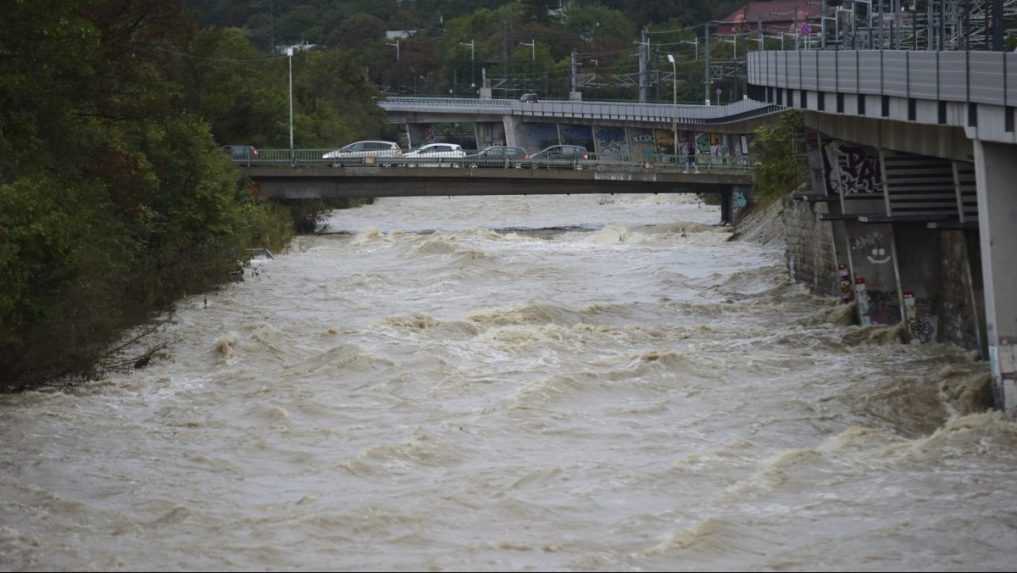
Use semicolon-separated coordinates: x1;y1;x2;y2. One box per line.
748;49;1017;109
232;149;754;173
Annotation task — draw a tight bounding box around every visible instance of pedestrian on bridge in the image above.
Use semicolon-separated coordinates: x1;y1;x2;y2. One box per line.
685;138;697;174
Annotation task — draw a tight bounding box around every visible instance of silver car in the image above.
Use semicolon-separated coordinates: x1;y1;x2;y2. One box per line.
323;140;402;161
403;143;467;167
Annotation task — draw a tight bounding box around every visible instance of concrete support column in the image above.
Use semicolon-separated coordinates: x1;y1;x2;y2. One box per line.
502;116;523;148
473;122;505;149
407;124;431;150
720;191;733;225
974;140;1017;416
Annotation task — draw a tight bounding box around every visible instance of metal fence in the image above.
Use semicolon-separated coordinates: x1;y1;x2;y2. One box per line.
748;49;1017;108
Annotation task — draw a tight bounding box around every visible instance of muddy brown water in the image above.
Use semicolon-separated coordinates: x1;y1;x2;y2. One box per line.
1;195;1015;571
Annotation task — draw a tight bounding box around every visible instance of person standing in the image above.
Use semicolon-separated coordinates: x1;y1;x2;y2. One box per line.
685;137;697;173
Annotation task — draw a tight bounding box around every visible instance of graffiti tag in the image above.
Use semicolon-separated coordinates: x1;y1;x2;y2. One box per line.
824;141;882;195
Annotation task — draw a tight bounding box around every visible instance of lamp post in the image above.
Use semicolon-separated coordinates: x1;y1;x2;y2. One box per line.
288;47;294;165
519;39;536;93
668;54;678;165
519;38;536;62
386;39;400;62
460;40;476;92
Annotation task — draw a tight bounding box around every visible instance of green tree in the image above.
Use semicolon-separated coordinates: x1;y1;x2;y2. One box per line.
751;111;806;204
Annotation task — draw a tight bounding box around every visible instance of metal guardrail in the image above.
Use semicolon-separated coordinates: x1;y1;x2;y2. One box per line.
748;49;1017;108
378;97;783;126
232;149;754;173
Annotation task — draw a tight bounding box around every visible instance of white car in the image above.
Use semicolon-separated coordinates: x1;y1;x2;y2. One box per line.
402;143;467;166
322;140;402;161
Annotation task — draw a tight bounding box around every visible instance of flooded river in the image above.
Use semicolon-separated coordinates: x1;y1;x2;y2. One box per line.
2;195;1016;570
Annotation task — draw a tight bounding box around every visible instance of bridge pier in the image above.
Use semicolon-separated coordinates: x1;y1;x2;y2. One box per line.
974;141;1017;417
720;187;753;226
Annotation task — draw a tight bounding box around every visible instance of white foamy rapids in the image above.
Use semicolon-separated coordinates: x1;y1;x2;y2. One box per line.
0;194;1013;571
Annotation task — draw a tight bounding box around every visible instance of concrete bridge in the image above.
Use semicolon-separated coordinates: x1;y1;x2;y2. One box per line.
746;48;1017;416
238;155;755;224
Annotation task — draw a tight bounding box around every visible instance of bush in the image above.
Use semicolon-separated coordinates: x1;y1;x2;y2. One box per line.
751;111;807;206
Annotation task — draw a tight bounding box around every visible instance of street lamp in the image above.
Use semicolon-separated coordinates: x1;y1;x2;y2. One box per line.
386;39;400;62
288;47;294;164
459;40;476;91
519;39;536;93
519;39;536;62
668;54;678;164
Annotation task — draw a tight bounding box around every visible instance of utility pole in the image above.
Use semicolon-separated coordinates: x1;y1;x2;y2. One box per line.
821;0;827;48
704;24;711;106
570;49;577;95
639;27;649;102
992;0;1004;50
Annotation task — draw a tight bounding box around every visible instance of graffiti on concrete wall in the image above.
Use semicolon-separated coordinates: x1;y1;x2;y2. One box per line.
522;123;559;155
654;129;675;156
734;190;748;209
850;232;893;265
696;133;710;154
594;127;628;161
846;222;900;325
560;124;595;153
628;128;657;162
824;141;883;195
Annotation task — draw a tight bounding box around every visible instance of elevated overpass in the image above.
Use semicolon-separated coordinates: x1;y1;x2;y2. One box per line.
379;97;783;129
376;96;783;159
746;48;1017;416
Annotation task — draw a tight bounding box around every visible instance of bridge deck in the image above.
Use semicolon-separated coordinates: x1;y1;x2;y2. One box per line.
242;164;753;200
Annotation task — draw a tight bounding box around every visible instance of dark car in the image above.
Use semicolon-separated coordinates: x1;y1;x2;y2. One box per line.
519;93;539;103
466;145;528;167
527;144;589;161
223;144;259;163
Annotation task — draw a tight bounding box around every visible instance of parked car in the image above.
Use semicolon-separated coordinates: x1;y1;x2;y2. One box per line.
404;143;467;165
519;93;539;103
465;145;528;167
527;144;589;161
322;141;402;162
223;144;258;162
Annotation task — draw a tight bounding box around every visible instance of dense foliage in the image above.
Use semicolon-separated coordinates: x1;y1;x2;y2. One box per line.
186;0;744;102
0;1;384;388
751;111;807;204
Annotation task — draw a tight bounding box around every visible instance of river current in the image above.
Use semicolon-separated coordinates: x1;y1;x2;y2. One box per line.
2;195;1016;571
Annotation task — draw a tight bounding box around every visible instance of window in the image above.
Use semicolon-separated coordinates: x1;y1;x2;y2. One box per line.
858;95;866;116
938;101;947;124
908;98;917;121
882;96;890;117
